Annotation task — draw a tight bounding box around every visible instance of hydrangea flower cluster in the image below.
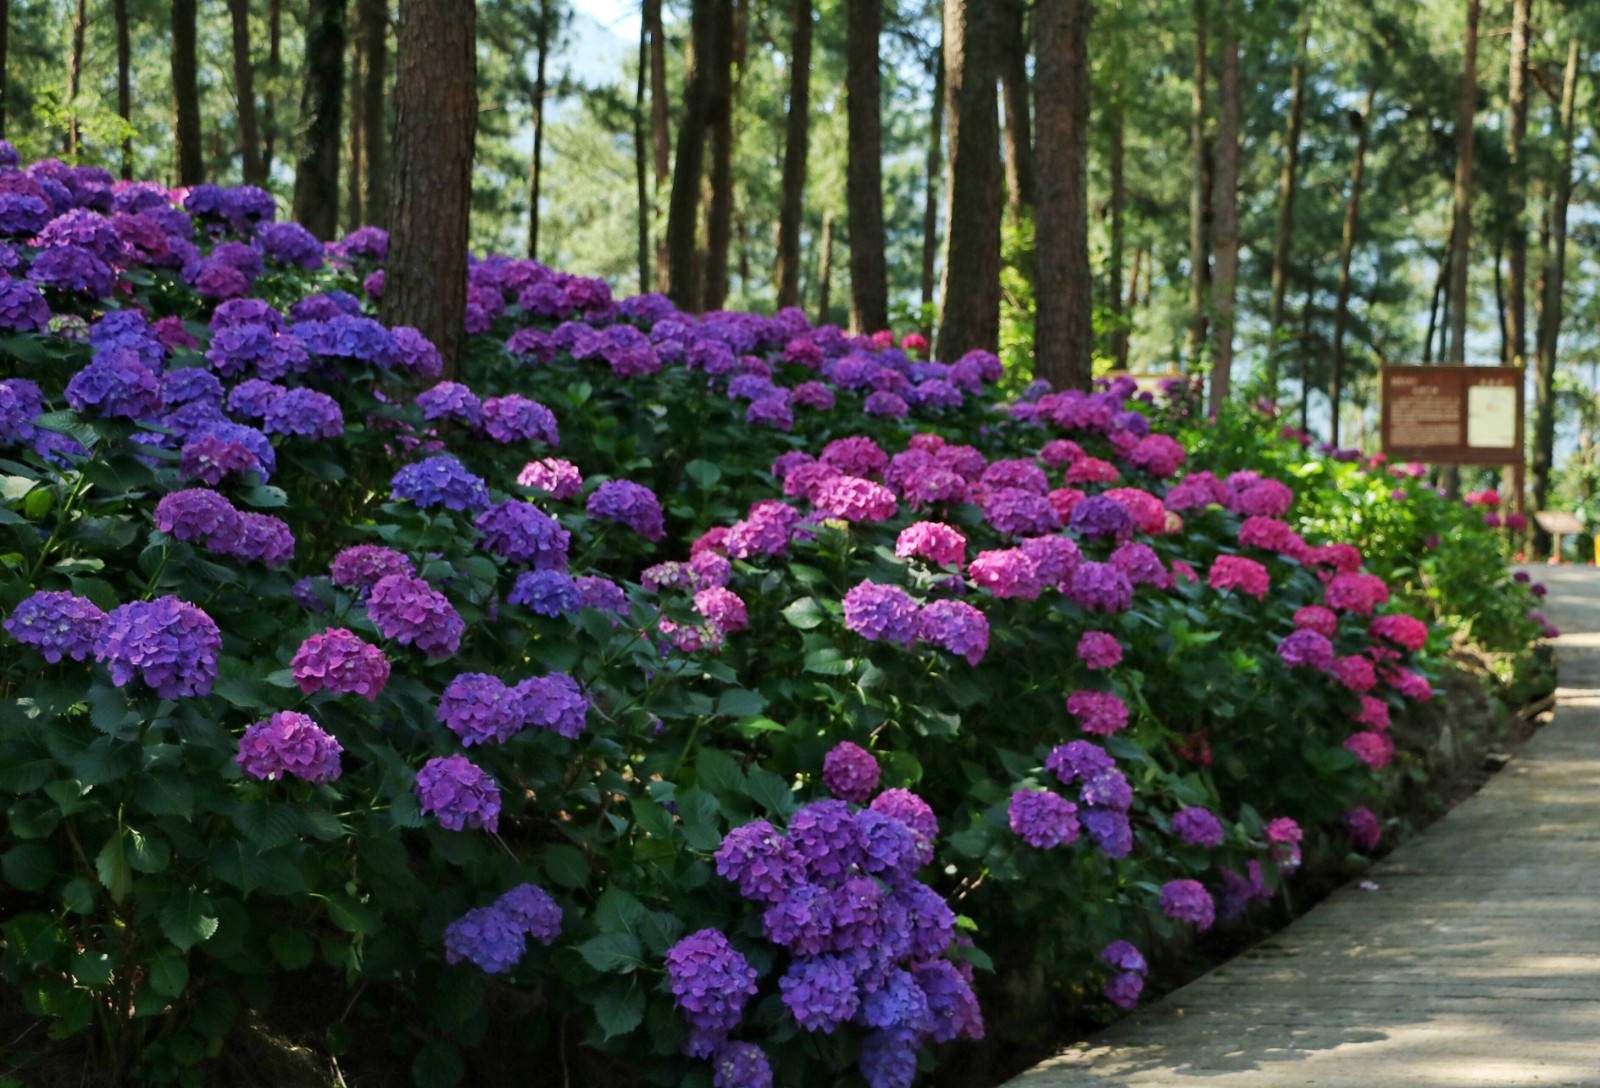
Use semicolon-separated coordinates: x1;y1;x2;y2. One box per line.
236;711;344;784
94;596;221;698
290;628;390;700
366;574;465;659
390;456;491;512
823;741;881;804
4;590;105;663
444;882;562;974
1101;940;1149;1009
1008;789;1080;849
1076;631;1122;670
1159;878;1216;930
415;754;502;831
586;479;665;541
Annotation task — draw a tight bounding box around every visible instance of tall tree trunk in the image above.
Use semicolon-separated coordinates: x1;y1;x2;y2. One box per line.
0;0;9;139
1328;83;1376;448
1423;237;1451;364
382;0;475;380
528;0;550;261
998;0;1033;215
644;0;670;284
263;0;282;176
360;0;389;227
1445;0;1479;364
635;10;651;293
1108;91;1127;369
1125;244;1143;314
1299;282;1315;435
775;0;811;309
66;0;85;157
817;210;835;325
702;0;736;310
937;0;1003;360
1531;37;1581;554
172;0;204;184
1266;0;1310;391
1493;238;1506;361
920;39;944;332
664;0;716;310
230;0;265;185
846;0;887;332
1185;0;1210;366
345;31;365;231
1032;0;1092;391
291;0;348;240
113;0;131;178
1208;0;1241;415
1504;0;1529;368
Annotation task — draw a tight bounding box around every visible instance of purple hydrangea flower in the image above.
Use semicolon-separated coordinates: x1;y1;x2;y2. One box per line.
482;394;560;445
509;570;582;617
788;800;862;882
780;954;859;1033
855;809;921;882
1159;878;1216;930
1067;561;1134;613
257;221;324;268
1105;971;1144;1010
438;672;516;745
916;959;984;1042
236;711;343;784
1101;939;1147;973
716;820;802;903
154;487;244;552
0;277;51;331
862;968;932;1033
512;672;588;738
823;741;880;804
391;326;443;378
28;244;114;296
475;500;570;569
1069;494;1136;542
842;581;920;646
576;575;626;615
814;475;898;522
443;904;525;974
693;586;748;633
1171;807;1225;848
65;353;163;419
712;1042;773;1088
179;431;267;485
1008;789;1080;848
330;545;414;592
968;548;1042;600
1277;629;1334;671
366;574;464;659
3;590;105;662
415;381;483;427
1082;807;1134;858
233;511;295;567
1076;631;1123;670
1067;690;1129;736
586;479;665;541
0;377;44;444
262;387;343;439
869;789;937;865
290;628;390;700
915;598;989;665
1046;740;1114;786
666;929;759;1038
391;456;491;513
415;754;501;831
94;596;221;698
497;882;562;944
863;391;909;419
983;488;1060;536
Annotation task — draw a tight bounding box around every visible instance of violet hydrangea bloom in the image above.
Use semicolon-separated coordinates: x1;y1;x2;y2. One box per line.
586;479;665;541
916;598;989;664
715;820;802;902
517;457;582;498
497;882;562;944
290;628;389;700
1008;789;1080;849
415;754;501;831
3;590;105;662
233;511;295;567
475;500;570;569
1346;806;1381;851
415;380;483;427
65;353;163;419
330;544;414;592
263;387;344;439
391;455;491;513
0;378;45;444
236;711;343;784
443;905;526;974
1076;631;1123;670
509;570;582;617
1069;495;1135;542
438;672;517;745
693;586;748;633
366;573;464;658
481;394;559;445
1159;879;1216;930
1171;807;1225;848
870;789;937;866
712;1043;773;1088
257;221;323;268
1067;690;1129;736
154;487;244;553
0;277;51;332
842;581;920;646
779;954;860;1033
1067;561;1134;613
513;672;588;738
1277;627;1334;671
823;741;880;804
94;596;221;698
666;929;759;1048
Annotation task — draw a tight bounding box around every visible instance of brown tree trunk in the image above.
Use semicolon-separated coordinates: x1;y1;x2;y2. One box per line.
172;0;204;184
846;0;887;332
1109;91;1127;369
230;0;265;185
1328;83;1376;448
1531;38;1581;555
1504;0;1529;368
937;0;1003;360
291;0;348;240
644;0;670;284
920;38;944;331
113;0;131;178
775;0;811;309
528;0;550;261
1185;0;1210;367
345;31;365;231
360;0;389;227
702;0;736;310
664;0;717;310
1208;0;1241;415
67;0;85;157
264;0;282;177
1299;282;1315;434
1125;244;1143;314
382;0;475;380
1423;236;1451;364
1266;0;1310;391
1493;238;1506;361
998;0;1033;215
1445;0;1479;364
817;210;835;325
635;9;651;292
1032;0;1092;391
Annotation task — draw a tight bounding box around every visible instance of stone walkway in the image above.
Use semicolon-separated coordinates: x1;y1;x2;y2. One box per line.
1009;565;1600;1088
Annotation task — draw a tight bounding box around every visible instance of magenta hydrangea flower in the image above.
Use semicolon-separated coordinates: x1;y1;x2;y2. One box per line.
823;741;880;804
982;488;1060;537
586;479;665;541
366;574;464;659
1344;730;1394;768
416;754;501;831
1233;478;1294;517
1109;541;1170;588
1159;879;1215;930
94;596;221;698
1293;605;1339;637
1265;816;1303;871
693;586;749;633
517;457;583;498
1324;572;1389;615
726;499;802;558
968;548;1042;600
895;521;966;568
1370;613;1428;651
916;598;989;665
1068;690;1129;736
1128;433;1185;477
813;475;898;522
842;581;920;646
236;710;343;784
1020;535;1083;588
1076;631;1122;670
1332;654;1377;692
1171;807;1225;848
330;545;415;592
666;929;759;1043
4;590;106;663
1208;555;1270;599
1346;806;1381;851
290;628;390;700
1008;789;1080;849
1351;694;1391;731
1276;629;1333;671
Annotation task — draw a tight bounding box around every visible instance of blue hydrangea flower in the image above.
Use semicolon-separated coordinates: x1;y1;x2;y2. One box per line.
391;456;490;513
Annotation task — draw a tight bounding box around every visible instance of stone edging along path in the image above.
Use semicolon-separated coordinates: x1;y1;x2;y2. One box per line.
1007;565;1600;1088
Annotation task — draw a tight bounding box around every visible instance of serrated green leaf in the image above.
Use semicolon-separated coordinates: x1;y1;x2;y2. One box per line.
146;951;188;998
696;748;744;796
781;597;826;630
684;459;722;488
2;843;56;892
745;768;797;818
593;983;646;1039
542;843;590;889
268;928;314;970
158;890;219;951
575;931;644;974
94;831;132;903
72;948;114;988
716;689;767;718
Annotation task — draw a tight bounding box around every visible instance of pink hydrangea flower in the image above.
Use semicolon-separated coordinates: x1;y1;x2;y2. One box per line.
895;521;967;568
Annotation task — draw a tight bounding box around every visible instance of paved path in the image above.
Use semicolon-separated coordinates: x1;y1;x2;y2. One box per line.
1009;565;1600;1088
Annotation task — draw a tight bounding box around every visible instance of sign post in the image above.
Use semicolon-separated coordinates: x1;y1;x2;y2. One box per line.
1378;365;1526;518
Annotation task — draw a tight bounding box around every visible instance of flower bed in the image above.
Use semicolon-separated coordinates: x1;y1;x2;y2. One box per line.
0;155;1548;1088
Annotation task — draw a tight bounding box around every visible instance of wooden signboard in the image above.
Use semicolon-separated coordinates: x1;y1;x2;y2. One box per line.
1379;365;1524;466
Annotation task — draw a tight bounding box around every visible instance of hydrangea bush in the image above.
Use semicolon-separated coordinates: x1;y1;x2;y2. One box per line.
0;154;1548;1088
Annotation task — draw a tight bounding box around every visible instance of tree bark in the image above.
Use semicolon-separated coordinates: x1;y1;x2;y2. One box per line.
113;0;131;178
264;0;282;177
998;0;1033;214
67;0;85;157
1185;0;1210;367
1208;0;1241;415
1265;0;1310;391
361;0;389;227
664;0;716;310
920;38;944;331
775;0;811;309
345;30;365;231
636;9;651;293
846;0;887;332
702;0;736;310
1032;0;1092;391
1493;237;1506;361
1531;37;1581;555
1109;91;1127;369
817;210;835;325
1328;83;1376;448
528;0;550;261
230;0;265;185
1445;0;1479;364
1423;237;1451;364
644;0;670;283
382;0;475;380
291;0;348;240
937;0;1003;360
1504;0;1529;368
172;0;204;184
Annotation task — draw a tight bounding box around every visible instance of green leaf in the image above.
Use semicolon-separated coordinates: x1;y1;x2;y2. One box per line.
542;844;590;889
716;689;767;718
593;983;646;1039
72;949;114;988
326;894;381;936
732;715;786;739
146;951;189;998
696;748;744;796
781;597;827;630
745;768;797;818
158;891;219;952
135;773;195;819
412;1041;463;1088
210;842;272;894
575;931;644;974
629;798;674;840
94;831;133;903
0;474;36;502
23;487;52;520
2;843;56;892
684;459;722;488
239;485;288;508
268;928;314;970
